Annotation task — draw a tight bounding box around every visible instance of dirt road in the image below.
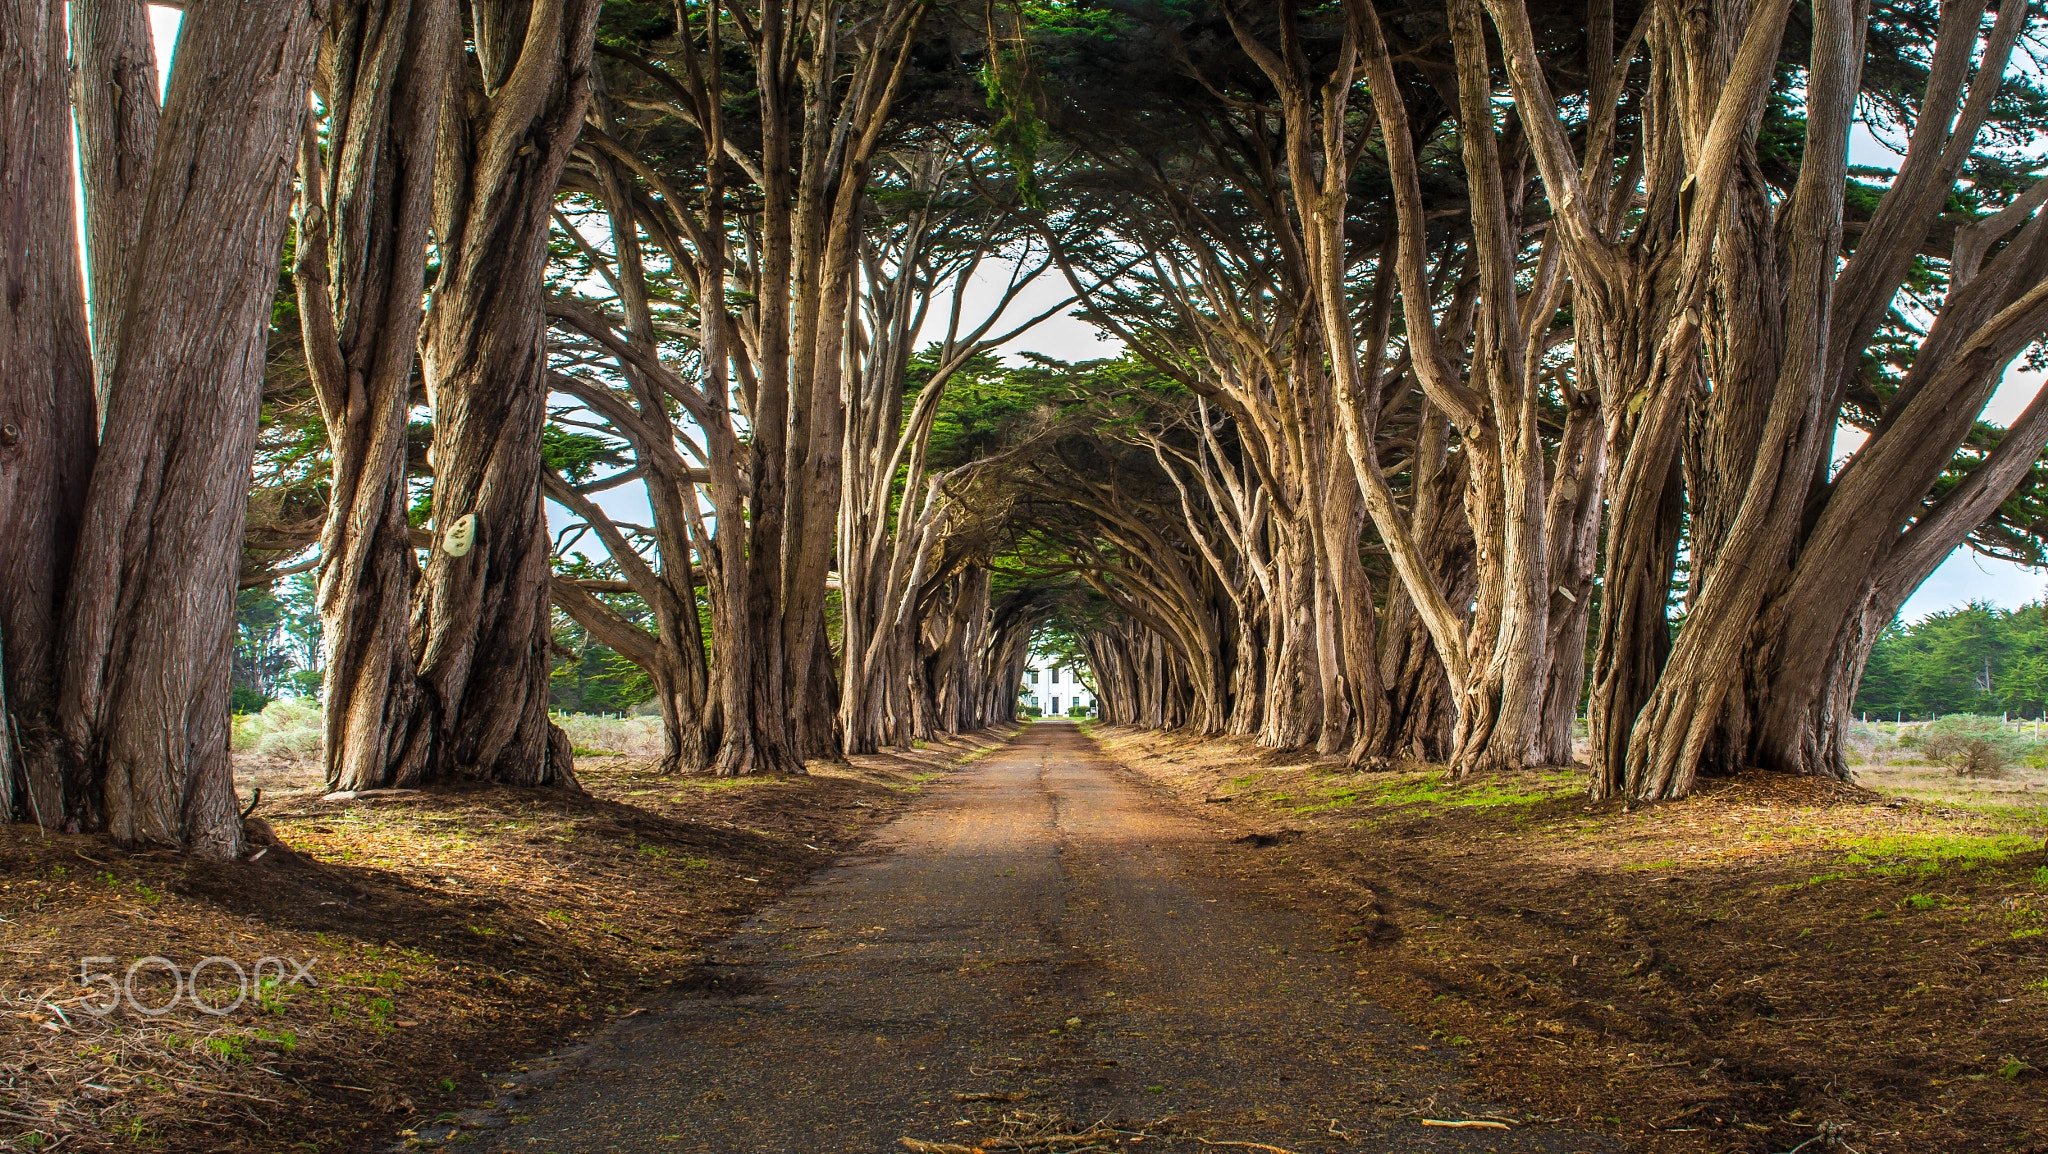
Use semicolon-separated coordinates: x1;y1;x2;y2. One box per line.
470;724;1603;1153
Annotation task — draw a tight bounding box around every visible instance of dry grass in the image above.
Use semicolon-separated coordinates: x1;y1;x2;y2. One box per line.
0;727;1016;1153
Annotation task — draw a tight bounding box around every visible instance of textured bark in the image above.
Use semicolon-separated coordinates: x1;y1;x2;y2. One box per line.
750;0;926;773
1714;0;2039;784
1259;526;1322;747
0;0;97;825
1746;240;2048;779
68;0;160;418
1350;0;1567;774
719;0;799;777
297;0;456;791
404;0;598;788
1618;0;1862;801
1516;0;1798;796
58;0;326;854
1377;417;1474;762
1537;398;1604;765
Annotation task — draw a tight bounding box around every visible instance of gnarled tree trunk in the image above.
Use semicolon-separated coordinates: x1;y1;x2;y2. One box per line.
58;0;326;854
68;0;160;419
297;0;456;791
0;0;98;826
401;0;598;788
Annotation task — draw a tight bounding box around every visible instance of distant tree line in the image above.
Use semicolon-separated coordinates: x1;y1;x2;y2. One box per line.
1857;600;2048;720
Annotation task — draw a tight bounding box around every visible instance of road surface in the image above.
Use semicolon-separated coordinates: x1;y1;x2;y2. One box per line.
469;723;1602;1153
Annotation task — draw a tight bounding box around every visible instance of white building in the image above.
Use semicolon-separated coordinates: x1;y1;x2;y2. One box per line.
1019;655;1095;717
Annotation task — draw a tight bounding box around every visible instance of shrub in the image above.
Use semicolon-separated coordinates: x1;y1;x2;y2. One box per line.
1917;714;2023;777
233;698;324;762
551;712;665;760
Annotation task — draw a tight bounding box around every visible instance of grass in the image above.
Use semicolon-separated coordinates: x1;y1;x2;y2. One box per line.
223;708;676;766
230;698;323;761
1837;832;2040;875
1283;768;1580;815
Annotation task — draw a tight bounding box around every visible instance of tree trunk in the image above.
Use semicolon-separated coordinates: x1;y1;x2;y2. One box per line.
1617;0;1862;801
1746;263;2048;778
1588;441;1683;796
1260;521;1322;748
58;0;326;854
1536;398;1604;765
68;0;160;419
298;0;456;792
403;0;598;788
0;0;98;826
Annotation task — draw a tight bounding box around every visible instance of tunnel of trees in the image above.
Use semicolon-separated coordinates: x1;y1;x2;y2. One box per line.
5;0;2048;855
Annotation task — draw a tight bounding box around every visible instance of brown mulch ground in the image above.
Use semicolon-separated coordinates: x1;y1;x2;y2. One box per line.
1090;725;2048;1154
0;729;1014;1153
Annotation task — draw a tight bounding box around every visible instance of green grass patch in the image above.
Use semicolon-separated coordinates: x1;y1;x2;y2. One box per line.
255;1027;298;1053
670;776;780;795
204;1036;249;1063
1838;832;2039;876
1282;769;1580;816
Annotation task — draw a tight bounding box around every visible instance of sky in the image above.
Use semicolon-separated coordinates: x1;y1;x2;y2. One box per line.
135;8;2042;621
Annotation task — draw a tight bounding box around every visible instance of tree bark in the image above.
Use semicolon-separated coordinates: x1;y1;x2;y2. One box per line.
0;0;97;826
298;0;456;791
1618;0;1863;801
403;0;598;788
68;0;161;419
58;0;326;854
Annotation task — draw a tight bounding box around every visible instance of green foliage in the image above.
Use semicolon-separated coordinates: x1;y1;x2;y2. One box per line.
203;1036;249;1063
233;573;322;710
549;606;657;715
1839;832;2039;876
981;8;1047;208
920;348;1111;469
543;424;630;485
231;698;325;761
1858;601;2048;719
